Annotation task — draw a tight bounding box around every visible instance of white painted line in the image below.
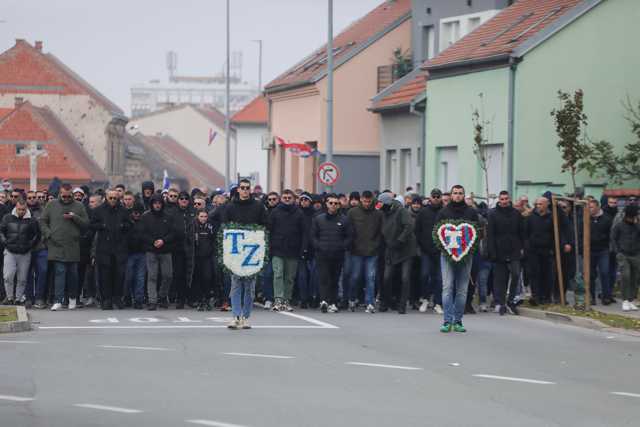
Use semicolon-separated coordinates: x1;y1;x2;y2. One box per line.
186;419;249;427
98;345;174;351
222;352;294;360
611;391;640;398
39;325;328;330
73;403;143;414
345;362;423;371
0;394;35;402
473;374;556;385
0;340;39;344
278;311;340;329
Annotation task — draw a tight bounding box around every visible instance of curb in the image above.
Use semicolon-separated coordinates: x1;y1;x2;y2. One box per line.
0;305;32;333
519;307;640;338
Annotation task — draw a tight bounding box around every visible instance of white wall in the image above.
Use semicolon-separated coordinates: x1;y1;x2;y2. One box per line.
439;10;501;51
235;124;268;187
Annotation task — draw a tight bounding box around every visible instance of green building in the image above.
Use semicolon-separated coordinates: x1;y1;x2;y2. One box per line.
423;0;639;201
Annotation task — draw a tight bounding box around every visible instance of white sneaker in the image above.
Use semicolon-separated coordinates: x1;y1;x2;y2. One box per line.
479;303;488;313
285;301;294;312
628;301;639;311
227;316;241;329
433;304;443;315
83;297;95;307
328;304;339;313
241;317;251;329
494;304;502;314
68;298;77;310
365;304;375;314
50;303;63;311
418;299;429;313
263;300;272;310
622;301;632;312
320;301;328;313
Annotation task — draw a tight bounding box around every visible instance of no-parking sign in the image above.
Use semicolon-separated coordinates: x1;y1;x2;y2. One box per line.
317;161;340;186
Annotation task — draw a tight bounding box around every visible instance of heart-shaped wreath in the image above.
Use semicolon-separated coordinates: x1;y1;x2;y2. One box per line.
432;219;478;263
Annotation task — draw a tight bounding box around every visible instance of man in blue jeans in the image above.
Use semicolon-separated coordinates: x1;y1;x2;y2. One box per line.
587;199;613;305
347;191;382;313
435;185;479;333
124;203;147;309
415;189;444;314
25;191;47;309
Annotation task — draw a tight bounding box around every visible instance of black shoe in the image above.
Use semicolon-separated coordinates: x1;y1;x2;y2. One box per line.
159;299;169;309
499;305;507;316
197;304;205;312
25;300;33;309
147;303;157;311
102;300;113;310
114;301;124;310
528;299;538;307
338;301;348;311
300;301;309;309
176;301;185;309
378;304;389;313
465;304;476;314
398;307;406;314
602;297;611;306
507;302;519;315
133;302;143;309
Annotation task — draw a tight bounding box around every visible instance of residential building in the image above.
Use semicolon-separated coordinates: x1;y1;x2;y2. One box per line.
0;99;107;189
264;0;412;193
0;39;128;183
423;0;640;201
231;95;268;187
370;0;511;195
129;104;234;180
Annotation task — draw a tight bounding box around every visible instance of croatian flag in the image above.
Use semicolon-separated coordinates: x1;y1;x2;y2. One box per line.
209;129;218;146
162;169;170;190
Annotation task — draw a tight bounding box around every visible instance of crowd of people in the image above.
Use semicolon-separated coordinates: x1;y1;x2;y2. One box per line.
1;179;639;332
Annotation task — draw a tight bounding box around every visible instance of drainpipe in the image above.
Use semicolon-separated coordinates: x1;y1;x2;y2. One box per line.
507;56;518;196
410;100;426;194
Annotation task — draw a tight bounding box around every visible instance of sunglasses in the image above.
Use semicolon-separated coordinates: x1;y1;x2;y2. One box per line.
327;201;339;206
27;196;37;200
194;201;204;205
431;195;441;199
179;197;189;201
107;197;118;200
239;186;251;191
168;194;178;198
60;195;72;199
268;197;278;201
10;194;19;198
282;196;293;201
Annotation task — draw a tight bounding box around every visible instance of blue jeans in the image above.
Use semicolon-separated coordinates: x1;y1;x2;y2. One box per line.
230;275;255;318
26;249;48;302
350;255;377;305
124;253;146;304
296;258;318;302
53;261;78;303
260;260;274;302
591;250;611;299
441;255;472;324
473;256;492;304
420;253;442;305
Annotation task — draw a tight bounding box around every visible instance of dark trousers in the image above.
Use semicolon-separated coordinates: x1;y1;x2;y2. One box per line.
382;258;412;310
317;256;343;305
193;256;213;303
53;262;78;304
26;249;48;302
420;252;442;305
528;251;553;304
493;260;520;306
98;255;125;303
172;251;188;303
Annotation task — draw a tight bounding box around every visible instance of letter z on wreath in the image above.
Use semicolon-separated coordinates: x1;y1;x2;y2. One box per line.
218;223;269;278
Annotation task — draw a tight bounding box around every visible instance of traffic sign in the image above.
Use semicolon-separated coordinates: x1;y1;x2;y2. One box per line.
317;161;340;186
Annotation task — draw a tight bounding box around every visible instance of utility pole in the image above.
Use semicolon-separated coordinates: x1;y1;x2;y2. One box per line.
224;0;231;189
325;0;334;192
17;142;47;191
252;40;263;92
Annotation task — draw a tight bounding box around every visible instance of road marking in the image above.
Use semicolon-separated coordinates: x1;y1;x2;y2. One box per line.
98;345;174;351
222;352;294;359
186;419;249;427
38;325;329;330
610;391;640;398
0;394;35;402
73;403;143;413
472;374;555;385
0;340;39;344
278;311;340;329
345;362;423;371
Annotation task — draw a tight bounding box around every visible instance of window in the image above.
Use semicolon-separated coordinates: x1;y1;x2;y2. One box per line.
400;149;412;192
468;17;481;32
15;144;25;155
441;20;461;50
386;150;398;192
422;25;435;61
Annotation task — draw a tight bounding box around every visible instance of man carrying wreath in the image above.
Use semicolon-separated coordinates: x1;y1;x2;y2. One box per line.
434;185;479;333
221;179;267;330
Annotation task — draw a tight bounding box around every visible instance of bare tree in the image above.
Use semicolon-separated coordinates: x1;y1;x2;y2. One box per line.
472;93;492;203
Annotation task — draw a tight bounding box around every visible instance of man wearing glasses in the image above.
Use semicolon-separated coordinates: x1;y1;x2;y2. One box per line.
173;191;196;309
25;191;48;309
39;184;89;311
222;179;267;329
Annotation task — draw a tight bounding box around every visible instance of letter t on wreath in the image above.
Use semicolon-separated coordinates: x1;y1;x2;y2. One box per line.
224;231;245;254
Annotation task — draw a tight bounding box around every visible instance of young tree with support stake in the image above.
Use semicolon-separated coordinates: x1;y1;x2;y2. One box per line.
472;93;493;204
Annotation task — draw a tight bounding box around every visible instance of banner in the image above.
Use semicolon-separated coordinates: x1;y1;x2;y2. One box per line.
219;223;268;277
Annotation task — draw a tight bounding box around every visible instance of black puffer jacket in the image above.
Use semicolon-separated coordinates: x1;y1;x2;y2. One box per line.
524;210;558;254
589;212;613;253
269;203;306;258
414;204;442;255
139;195;176;254
300;206;316;257
347;203;382;257
612;220;640;256
127;218;146;254
0;210;40;254
222;196;267;226
175;206;196;253
91;202;132;262
311;211;351;258
435;200;479;224
487;205;524;262
194;221;216;258
381;201;417;265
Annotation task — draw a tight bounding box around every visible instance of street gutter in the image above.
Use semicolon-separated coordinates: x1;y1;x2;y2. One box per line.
0;306;31;333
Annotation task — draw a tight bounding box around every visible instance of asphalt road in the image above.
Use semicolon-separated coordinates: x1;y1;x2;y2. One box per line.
1;307;639;427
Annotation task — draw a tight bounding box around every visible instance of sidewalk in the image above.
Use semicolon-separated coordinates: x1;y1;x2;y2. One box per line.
594;303;640;319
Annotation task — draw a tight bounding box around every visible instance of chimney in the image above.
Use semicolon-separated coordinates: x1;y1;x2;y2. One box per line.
14;97;24;108
35;41;43;52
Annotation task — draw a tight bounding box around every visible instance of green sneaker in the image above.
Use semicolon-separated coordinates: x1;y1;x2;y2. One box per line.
453;322;466;333
440;322;452;333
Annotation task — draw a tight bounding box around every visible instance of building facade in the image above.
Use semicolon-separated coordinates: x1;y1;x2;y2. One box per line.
231;96;269;187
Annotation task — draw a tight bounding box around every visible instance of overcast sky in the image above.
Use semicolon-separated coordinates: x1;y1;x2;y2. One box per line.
2;0;383;116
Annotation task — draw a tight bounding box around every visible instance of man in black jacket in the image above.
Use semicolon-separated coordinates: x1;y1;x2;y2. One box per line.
140;194;176;310
435;185;479;333
141;181;155;211
222;179;268;329
0;199;40;305
296;192;318;309
193;210;216;311
488;191;525;315
415;189;444;314
587;199;614;305
311;193;351;313
269;189;305;312
124;203;147;309
172;191;195;308
611;205;640;312
90;189;132;310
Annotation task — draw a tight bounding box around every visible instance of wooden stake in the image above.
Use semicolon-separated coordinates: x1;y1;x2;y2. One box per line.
551;196;565;306
583;206;591;310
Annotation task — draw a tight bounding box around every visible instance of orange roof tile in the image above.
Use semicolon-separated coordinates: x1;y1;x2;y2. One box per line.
370;71;426;111
232;95;268;125
425;0;583;71
265;0;411;92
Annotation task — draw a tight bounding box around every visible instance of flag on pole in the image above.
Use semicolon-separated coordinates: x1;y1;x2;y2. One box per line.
208;129;218;146
162;169;170;190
